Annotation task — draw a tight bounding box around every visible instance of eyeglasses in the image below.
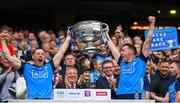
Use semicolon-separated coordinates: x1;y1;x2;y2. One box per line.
103;66;114;69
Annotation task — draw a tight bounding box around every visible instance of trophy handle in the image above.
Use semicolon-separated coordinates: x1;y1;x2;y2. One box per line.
68;26;77;50
68;26;75;38
102;23;109;32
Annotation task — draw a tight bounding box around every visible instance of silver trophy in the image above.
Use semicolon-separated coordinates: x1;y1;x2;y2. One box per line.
167;39;175;48
69;20;108;58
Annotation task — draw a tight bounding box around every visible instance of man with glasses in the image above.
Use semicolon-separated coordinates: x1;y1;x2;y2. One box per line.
96;59;117;99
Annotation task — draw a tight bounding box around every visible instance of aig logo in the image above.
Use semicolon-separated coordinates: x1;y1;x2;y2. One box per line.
122;62;136;74
32;70;48;78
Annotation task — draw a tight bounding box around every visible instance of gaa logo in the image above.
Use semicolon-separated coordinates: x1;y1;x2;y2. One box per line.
57;91;65;97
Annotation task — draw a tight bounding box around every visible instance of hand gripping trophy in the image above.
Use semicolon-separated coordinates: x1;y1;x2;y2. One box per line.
69;20;109;58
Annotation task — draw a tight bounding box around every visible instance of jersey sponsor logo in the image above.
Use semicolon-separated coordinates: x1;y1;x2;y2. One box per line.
32;70;48;78
122;62;136;74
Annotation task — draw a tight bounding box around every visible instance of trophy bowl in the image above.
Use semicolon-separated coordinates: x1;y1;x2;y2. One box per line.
70;20;108;58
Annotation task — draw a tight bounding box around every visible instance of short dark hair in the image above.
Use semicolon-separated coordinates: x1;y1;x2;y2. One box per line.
170;60;180;70
123;43;137;55
102;59;114;68
0;25;12;33
81;68;91;74
159;59;169;65
32;47;43;55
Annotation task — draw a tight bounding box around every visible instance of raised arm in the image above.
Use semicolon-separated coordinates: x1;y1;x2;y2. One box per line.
53;32;71;68
105;29;120;62
142;16;155;57
0;38;21;69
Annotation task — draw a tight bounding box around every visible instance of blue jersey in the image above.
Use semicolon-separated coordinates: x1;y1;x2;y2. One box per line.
175;79;180;91
116;54;147;94
21;61;55;99
95;54;113;63
90;71;100;83
169;80;176;102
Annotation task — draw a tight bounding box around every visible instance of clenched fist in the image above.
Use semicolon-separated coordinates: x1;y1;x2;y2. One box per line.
148;16;155;24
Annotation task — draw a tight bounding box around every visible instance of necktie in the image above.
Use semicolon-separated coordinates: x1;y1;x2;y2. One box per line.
71;84;75;89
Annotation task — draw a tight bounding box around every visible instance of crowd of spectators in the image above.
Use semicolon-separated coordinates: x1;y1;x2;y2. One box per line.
0;16;180;102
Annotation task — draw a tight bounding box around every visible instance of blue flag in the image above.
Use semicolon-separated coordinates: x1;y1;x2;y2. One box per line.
144;27;179;51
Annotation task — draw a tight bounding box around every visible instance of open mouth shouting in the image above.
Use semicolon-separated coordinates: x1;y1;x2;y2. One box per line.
35;58;44;66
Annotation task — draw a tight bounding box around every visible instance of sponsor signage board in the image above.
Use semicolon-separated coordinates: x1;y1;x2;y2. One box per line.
54;89;111;100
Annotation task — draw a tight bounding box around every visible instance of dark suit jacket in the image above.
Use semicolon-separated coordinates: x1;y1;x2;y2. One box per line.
96;76;109;89
60;82;80;89
96;76;117;99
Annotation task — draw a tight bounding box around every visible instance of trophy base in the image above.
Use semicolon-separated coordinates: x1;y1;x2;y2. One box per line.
82;46;98;58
